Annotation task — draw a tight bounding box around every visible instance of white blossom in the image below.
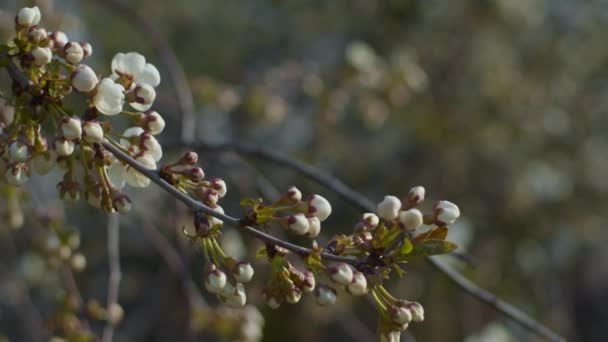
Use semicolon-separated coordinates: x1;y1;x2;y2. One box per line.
71;65;99;92
306;215;321;238
211;178;227;198
347;271;367;296
287;213;309;235
49;31;68;49
286;186;302;202
16;6;41;27
205;267;227;294
8;141;29;162
390;306;412;325
80;42;92;58
398;208;423;232
141;110;165;135
5;164;28;186
222;282;247;308
407;186;425;206
234;262;254;283
130;83;156;111
111;52;160;88
315;285;337;306
377;195;401;221
54;138;75;157
29;27;47;42
93;78;125;115
329;262;354;285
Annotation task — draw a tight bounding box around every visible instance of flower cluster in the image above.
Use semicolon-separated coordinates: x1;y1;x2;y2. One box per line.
0;6;166;213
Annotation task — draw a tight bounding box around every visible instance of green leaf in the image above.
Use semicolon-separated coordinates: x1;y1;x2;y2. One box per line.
411;239;458;256
240;198;259;207
255;247;267;259
399;237;413;256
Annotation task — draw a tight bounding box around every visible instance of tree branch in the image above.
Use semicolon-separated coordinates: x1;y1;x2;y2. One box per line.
102;214;121;342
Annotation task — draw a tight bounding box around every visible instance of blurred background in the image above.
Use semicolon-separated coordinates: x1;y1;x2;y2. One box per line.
0;0;605;341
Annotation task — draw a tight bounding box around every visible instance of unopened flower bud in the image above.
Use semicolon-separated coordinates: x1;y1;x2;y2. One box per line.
31;46;52;66
398;209;423;232
315;285;337;306
49;31;68;50
5;164;28;186
346;271;367;296
302;271;316;292
377;195;401;221
71;65;99;92
190;167;205;182
80;42;92;58
285;186;302;202
71;253;87;272
141;110;165;135
208;205;224;228
287;213;310;235
406;301;424;322
264;292;281;309
406;186;425;206
82;121;104;143
16;6;41;28
132;83;156;106
234;262;254;283
54;138;75;156
433;200;460;226
211;178;227;198
181;151;198;165
60;117;82;140
205;265;227;294
194;213;211;236
198;187;219;206
8;141;29;162
222;282;247;308
306;194;332;221
64;42;84;64
328;262;354;285
113;195;132;214
285;286;302;304
362;212;379;228
28;27;47;42
306;215;321;238
390;305;412;325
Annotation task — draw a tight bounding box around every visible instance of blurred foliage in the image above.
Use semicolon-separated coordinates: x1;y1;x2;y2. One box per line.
1;0;607;341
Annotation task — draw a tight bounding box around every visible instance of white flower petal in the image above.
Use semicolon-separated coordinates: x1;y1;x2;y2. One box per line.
93;78;125;116
107;163;126;189
136;63;161;87
112;52;145;77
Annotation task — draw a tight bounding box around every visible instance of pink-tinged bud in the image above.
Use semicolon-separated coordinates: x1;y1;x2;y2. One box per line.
328;262;354;285
398;208;423;232
205;265;227;294
406;186;425;206
31;46;52;66
306;194;332;221
60;116;82;140
198;187;219;206
285;186;302;202
315;285;337;306
346;271;367;296
16;6;41;27
222;282;247;308
8;141;29;162
82;121;104;143
234;262;254;283
190;167;205;183
302;271;316;293
306;215;321;238
181;151;198;165
390;305;412;325
287;213;310;235
5;164;28;186
141;110;165;135
433;200;460;226
28;27;47;42
54;138;75;157
377;195;401;221
64;42;84;64
49;31;68;49
405;301;424;322
80;42;92;58
362;212;379;228
71;65;99;92
211;178;227;198
285;286;302;304
133;84;156;107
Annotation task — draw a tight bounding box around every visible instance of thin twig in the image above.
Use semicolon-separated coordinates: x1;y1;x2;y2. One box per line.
102;140;357;265
102;214;121;342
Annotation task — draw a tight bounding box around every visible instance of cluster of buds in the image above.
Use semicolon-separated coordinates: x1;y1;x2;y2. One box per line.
241;186;332;239
39;213;87;273
261;247;316;309
0;6;172;214
373;285;424;341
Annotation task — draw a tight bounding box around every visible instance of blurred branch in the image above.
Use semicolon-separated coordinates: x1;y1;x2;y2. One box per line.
102;214;121;342
90;0;196;143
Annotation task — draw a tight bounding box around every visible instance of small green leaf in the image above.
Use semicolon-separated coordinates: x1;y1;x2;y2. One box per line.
399;237;413;256
255;247;267;258
411;239;458;256
240;198;259;207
